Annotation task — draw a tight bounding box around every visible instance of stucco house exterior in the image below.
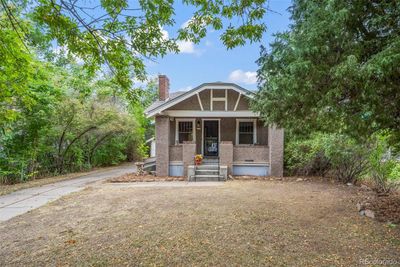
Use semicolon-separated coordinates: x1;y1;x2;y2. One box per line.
144;75;284;180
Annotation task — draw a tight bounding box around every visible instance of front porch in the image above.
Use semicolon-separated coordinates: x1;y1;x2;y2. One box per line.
155;116;283;179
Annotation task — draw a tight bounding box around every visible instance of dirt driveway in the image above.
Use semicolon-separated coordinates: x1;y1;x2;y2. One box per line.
0;180;399;266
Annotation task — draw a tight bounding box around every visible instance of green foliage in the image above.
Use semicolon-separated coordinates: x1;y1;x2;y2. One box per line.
323;135;369;184
0;57;155;183
2;0;269;91
0;9;47;127
369;132;400;193
285;133;331;176
285;133;368;183
253;0;400;141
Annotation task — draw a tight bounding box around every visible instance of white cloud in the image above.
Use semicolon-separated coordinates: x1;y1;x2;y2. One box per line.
177;40;194;53
161;28;169;40
160;26;202;55
177;40;202;55
228;69;257;85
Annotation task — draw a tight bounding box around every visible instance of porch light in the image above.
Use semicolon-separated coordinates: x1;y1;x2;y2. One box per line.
196;120;201;130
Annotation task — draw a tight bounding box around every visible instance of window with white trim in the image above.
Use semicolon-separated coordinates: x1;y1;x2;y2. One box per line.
176;120;195;144
236;119;257;145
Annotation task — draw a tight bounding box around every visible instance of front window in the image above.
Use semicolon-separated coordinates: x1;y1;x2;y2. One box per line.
237;120;256;144
177;121;194;143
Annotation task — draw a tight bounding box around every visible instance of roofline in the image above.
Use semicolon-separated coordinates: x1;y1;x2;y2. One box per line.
145;82;254;118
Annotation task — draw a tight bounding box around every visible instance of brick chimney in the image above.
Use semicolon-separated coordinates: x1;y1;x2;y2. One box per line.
158;75;169;101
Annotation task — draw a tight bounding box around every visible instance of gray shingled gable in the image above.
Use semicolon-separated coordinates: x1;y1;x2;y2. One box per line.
144;82;254;115
145;91;185;113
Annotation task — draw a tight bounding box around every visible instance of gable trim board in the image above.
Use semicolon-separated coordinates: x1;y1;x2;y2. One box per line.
196;93;204;111
163;110;259;117
145;83;254;118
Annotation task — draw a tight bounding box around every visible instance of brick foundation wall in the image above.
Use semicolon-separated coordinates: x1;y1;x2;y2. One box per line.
155;116;170;176
169;145;183;161
220;141;233;175
182;142;196;176
233;145;269;162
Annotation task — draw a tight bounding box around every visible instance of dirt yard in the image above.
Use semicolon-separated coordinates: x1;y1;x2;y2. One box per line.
0;180;399;266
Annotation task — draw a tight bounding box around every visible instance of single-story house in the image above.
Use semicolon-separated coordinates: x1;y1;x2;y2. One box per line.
144;75;284;180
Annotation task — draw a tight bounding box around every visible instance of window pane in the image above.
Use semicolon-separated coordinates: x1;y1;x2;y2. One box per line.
238;121;254;144
179;121;192;133
179;132;192;143
239;122;253;133
239;133;253;144
178;121;193;143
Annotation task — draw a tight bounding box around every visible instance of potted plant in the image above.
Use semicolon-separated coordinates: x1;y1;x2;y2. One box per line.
195;154;203;165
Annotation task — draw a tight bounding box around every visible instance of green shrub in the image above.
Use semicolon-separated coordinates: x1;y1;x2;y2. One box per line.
285;133;331;176
369;132;400;194
324;135;369;184
285;133;368;183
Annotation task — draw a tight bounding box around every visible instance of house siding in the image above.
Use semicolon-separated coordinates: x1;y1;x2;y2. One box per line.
220;118;236;142
228;90;239;110
199;90;210;110
257;120;268;145
236;96;250;110
152;86;284;178
164;88;250;112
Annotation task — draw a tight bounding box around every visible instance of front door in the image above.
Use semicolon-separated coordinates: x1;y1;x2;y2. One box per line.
203;120;219;157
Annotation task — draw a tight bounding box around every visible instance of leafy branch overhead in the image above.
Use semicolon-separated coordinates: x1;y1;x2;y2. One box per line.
1;0;269;88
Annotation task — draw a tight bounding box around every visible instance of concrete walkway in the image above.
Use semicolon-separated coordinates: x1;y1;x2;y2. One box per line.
0;164;135;222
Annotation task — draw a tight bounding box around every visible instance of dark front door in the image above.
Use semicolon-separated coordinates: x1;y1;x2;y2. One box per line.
203;120;219;157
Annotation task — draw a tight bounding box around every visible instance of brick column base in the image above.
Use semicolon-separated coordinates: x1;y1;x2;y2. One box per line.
220;141;233;175
268;126;284;177
182;141;196;177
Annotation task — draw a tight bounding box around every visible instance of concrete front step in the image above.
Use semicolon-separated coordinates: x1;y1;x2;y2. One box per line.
191;175;224;182
196;164;219;170
194;177;223;182
195;169;219;175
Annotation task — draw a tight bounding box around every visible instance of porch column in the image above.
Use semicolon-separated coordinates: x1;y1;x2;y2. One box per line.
155;116;170;176
220;141;233;175
268;125;284;177
182;141;196;177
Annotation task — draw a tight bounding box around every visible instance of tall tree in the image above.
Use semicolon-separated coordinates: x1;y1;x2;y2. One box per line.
1;0;271;90
253;0;400;141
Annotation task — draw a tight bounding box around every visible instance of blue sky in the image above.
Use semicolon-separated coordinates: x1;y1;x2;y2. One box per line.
144;0;292;92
